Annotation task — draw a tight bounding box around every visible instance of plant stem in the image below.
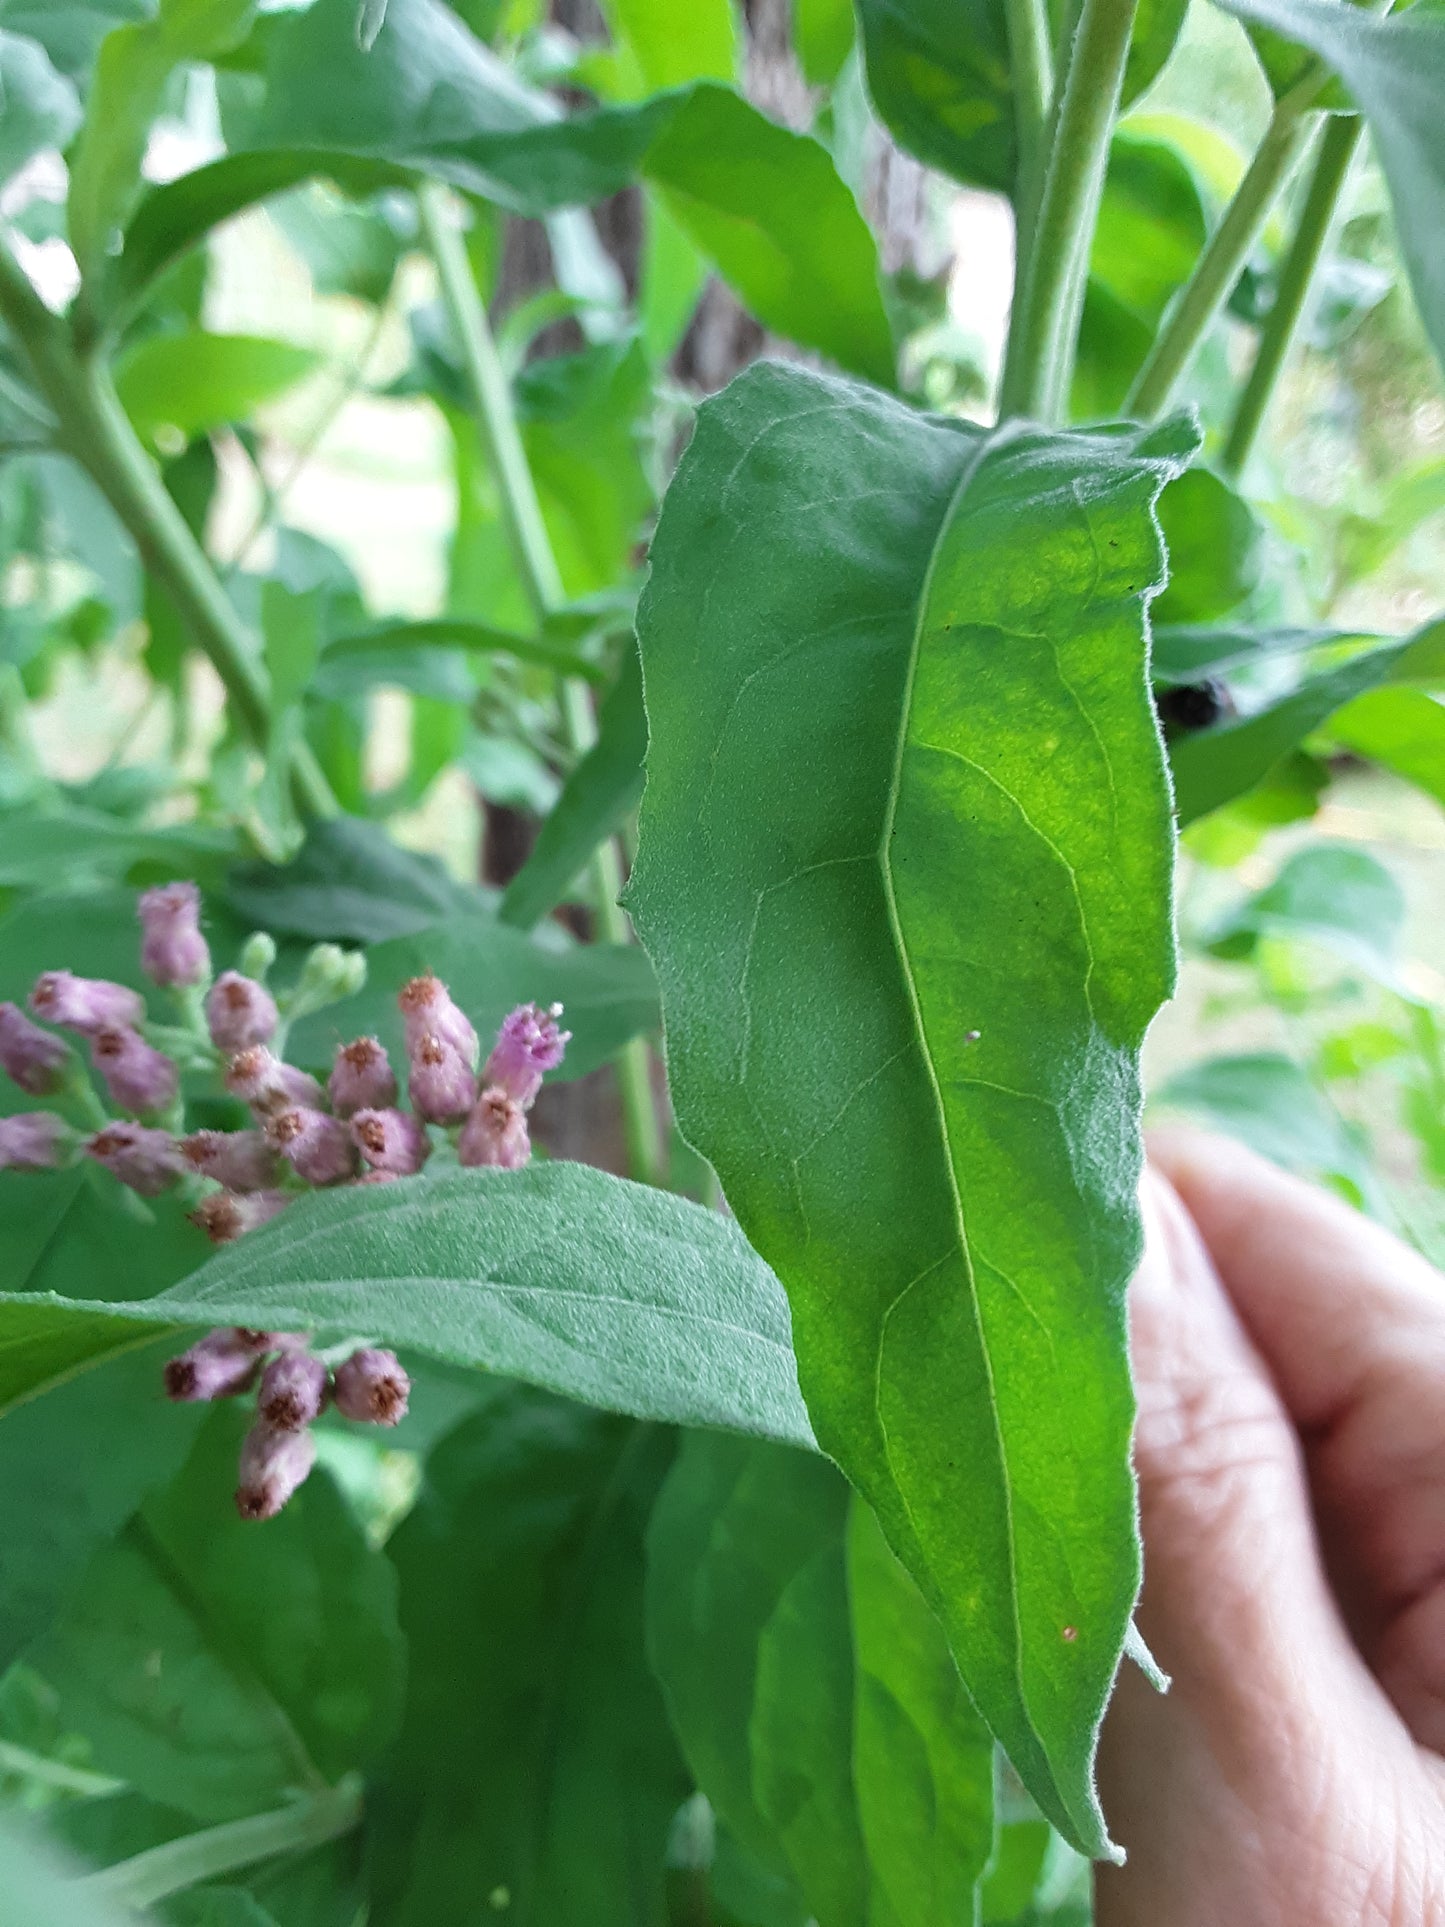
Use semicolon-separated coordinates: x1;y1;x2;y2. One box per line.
999;0;1141;422
1004;0;1055;282
1124;72;1329;419
0;1739;123;1797
77;1776;363;1911
418;181;666;1187
1221;112;1363;477
0;235;336;817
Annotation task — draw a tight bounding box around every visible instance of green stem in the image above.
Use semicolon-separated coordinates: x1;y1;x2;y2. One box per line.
1005;0;1055;283
418;181;666;1186
1124;74;1328;419
1221;113;1363;477
77;1776;363;1911
1000;0;1141;421
0;1740;123;1797
0;236;335;818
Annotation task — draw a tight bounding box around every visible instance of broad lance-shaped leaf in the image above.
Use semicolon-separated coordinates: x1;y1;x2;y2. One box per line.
629;363;1197;1855
0;1164;813;1448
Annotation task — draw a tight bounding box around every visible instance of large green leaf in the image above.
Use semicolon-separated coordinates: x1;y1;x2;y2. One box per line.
0;1163;815;1444
629;363;1197;1854
30;1407;403;1821
647;1434;995;1927
113;330;320;443
600;0;738;89
368;1391;685;1927
222;816;486;942
1217;0;1445;380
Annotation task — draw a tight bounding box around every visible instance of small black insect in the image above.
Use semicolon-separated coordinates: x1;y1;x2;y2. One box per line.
1155;678;1235;738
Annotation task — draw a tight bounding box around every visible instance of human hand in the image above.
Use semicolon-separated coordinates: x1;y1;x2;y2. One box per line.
1095;1129;1445;1925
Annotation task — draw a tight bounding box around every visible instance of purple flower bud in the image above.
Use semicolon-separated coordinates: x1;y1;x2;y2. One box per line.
190;1188;291;1244
0;1002;70;1097
333;1348;410;1426
137;882;211;989
407;1032;475;1125
180;1128;282;1193
87;1123;183;1196
328;1036;398;1117
398;974;477;1064
483;1001;570;1108
350;1106;430;1176
224;1047;325;1117
457;1085;531;1170
266;1106;358;1185
236;1420;317;1521
258;1349;330;1430
163;1329;264;1402
90;1026;178;1116
31;970;145;1036
0;1111;73;1172
206;971;278;1054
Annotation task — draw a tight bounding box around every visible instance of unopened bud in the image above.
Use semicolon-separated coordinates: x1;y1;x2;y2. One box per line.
328;1036;398;1116
206;971;278;1053
238;931;277;983
0;1111;73;1171
190;1188;290;1244
483;1002;570;1108
224;1047;325;1117
333;1347;410;1426
87;1123;183;1196
257;1349;330;1430
137;882;211;989
31;970;145;1036
90;1026;179;1116
457;1085;530;1170
0;1002;70;1097
266;1105;358;1185
290;942;366;1018
236;1420;317;1521
407;1032;475;1124
163;1329;264;1402
181;1128;282;1193
350;1105;430;1176
398;974;477;1064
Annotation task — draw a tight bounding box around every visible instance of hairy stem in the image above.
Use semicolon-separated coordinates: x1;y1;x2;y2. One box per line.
1000;0;1140;422
418;182;666;1186
0;237;335;817
1125;72;1329;419
1005;0;1055;282
77;1775;363;1910
1222;113;1363;477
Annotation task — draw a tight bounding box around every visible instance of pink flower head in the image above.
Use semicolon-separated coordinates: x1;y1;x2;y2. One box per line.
236;1420;317;1521
406;1032;475;1124
224;1047;325;1117
398;974;477;1064
333;1347;410;1426
0;1002;70;1097
206;971;278;1054
137;882;210;989
87;1123;183;1196
189;1188;290;1245
164;1328;265;1402
180;1128;282;1193
482;1002;570;1108
266;1105;358;1186
90;1026;178;1116
328;1036;398;1117
31;970;145;1036
351;1106;430;1176
457;1085;530;1170
0;1111;73;1172
258;1349;330;1430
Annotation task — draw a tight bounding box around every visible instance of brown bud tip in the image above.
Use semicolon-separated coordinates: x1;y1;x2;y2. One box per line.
235;1422;317;1521
333;1347;410;1426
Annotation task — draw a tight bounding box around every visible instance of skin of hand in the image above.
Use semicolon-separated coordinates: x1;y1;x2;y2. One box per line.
1094;1128;1445;1926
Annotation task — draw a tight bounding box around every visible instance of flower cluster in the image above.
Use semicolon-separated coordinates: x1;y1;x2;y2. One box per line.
0;881;571;1520
163;1327;411;1518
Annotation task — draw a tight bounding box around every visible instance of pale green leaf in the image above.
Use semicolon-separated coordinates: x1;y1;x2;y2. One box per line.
113;331;320;442
0;32;82;188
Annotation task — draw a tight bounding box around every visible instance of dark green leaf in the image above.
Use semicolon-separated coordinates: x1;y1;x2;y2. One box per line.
223;817;484;942
0;32;82;188
113;330;320;442
500;645;646;931
630;362;1198;1853
30;1406;403;1820
314;616;600;703
0;806;234;889
0;1164;815;1444
369;1391;684;1927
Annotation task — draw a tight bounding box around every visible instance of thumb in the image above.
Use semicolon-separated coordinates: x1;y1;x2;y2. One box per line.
1096;1169;1409;1921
